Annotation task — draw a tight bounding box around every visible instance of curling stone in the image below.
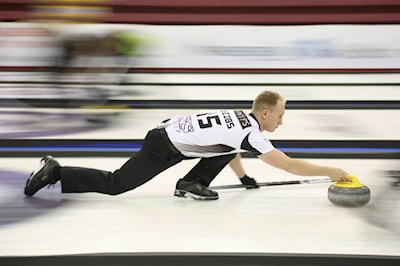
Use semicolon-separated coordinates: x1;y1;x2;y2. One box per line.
328;175;370;207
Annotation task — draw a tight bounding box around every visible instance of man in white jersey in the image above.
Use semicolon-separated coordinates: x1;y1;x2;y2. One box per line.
24;91;351;200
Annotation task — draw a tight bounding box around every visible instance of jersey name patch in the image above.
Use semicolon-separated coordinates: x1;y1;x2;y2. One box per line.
221;110;235;129
234;110;251;129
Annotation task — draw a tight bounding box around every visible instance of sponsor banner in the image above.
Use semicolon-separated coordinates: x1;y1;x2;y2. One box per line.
1;23;400;69
135;24;400;69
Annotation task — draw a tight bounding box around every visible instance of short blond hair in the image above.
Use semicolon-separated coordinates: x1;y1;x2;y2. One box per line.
251;91;284;112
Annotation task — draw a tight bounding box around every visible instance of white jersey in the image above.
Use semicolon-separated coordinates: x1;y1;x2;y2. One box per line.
164;110;275;158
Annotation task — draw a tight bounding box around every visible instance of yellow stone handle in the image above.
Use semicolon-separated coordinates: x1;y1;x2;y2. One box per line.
334;175;365;188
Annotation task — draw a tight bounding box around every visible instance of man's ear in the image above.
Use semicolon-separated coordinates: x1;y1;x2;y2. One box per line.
262;109;269;119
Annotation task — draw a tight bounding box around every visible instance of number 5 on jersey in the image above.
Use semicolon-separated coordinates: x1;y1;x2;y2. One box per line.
197;114;221;129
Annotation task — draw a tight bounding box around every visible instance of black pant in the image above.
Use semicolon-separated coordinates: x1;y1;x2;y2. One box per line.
60;128;236;195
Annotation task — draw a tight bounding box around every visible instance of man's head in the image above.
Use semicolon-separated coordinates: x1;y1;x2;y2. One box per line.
251;91;285;132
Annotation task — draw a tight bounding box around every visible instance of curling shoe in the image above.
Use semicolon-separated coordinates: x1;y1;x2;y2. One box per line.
24;155;60;197
174;179;219;200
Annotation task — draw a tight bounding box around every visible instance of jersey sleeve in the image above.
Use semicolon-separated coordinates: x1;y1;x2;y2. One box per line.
240;131;275;155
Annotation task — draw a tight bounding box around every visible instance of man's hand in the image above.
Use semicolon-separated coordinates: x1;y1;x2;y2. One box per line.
240;175;259;189
328;167;352;182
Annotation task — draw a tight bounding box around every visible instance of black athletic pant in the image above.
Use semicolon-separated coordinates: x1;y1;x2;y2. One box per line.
180;153;236;186
60;128;236;195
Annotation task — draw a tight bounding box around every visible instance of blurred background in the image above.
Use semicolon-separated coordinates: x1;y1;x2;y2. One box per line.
0;0;399;156
0;0;399;265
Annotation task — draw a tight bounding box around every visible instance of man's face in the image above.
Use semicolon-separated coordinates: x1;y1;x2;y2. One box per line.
262;100;285;132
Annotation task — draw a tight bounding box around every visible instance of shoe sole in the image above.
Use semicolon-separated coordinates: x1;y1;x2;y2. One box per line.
25;163;47;196
174;189;218;200
24;156;55;196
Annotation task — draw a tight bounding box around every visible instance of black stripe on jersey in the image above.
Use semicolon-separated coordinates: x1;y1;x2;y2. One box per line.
175;143;235;154
234;110;251;129
241;133;262;156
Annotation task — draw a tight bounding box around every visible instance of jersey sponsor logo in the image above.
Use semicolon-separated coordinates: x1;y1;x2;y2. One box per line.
178;116;194;133
234;110;251;129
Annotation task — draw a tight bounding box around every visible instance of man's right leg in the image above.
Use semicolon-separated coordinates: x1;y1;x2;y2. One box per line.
60;149;175;195
25;128;183;196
